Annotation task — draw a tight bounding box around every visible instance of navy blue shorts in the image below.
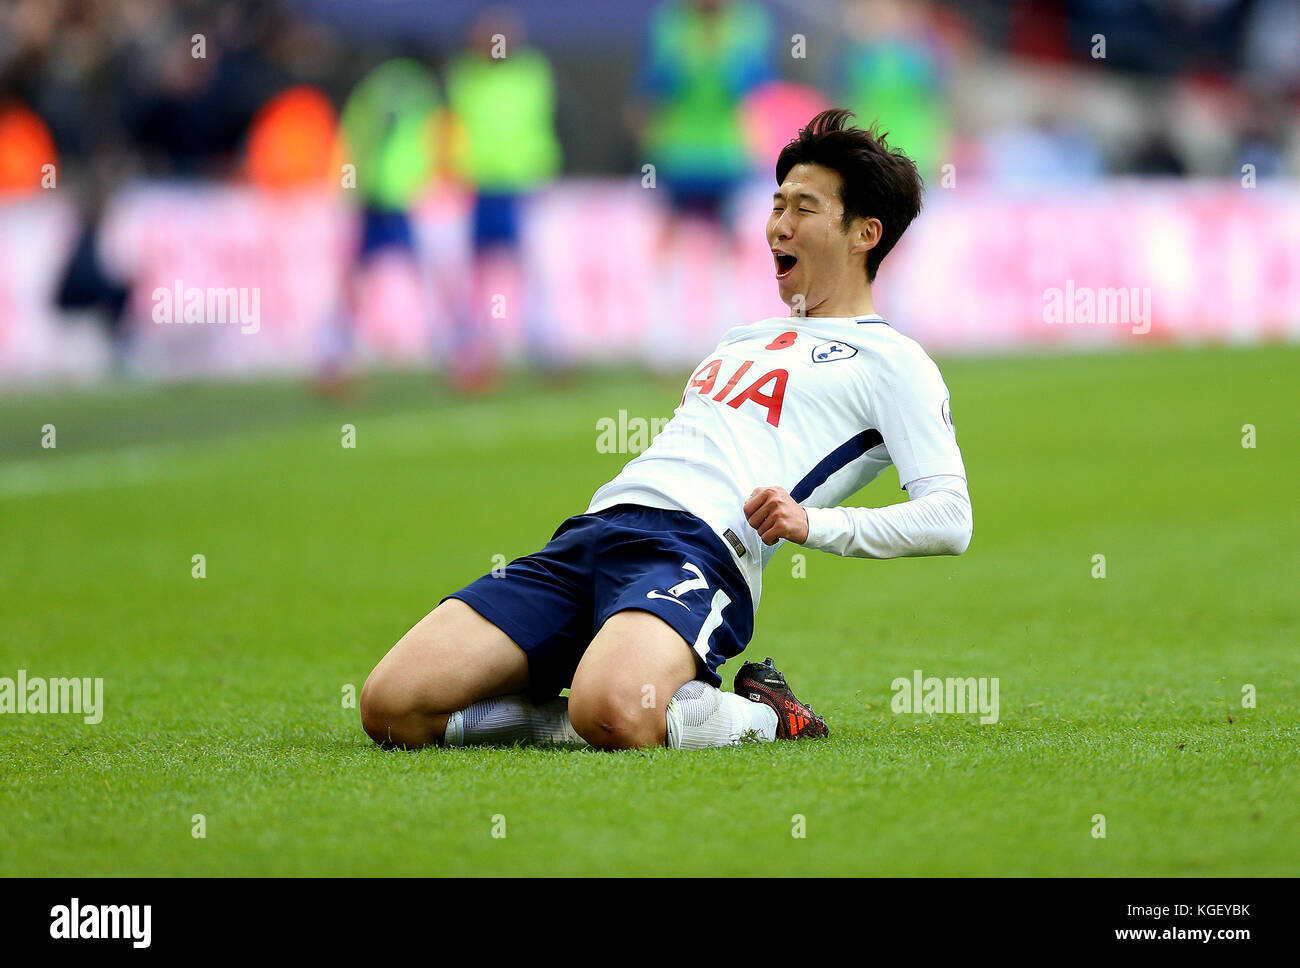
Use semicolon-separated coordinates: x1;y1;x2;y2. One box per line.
442;504;753;700
359;207;415;259
471;192;521;251
663;173;740;222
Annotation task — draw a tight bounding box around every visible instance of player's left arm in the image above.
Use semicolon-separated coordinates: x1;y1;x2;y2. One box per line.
744;347;973;557
744;475;972;555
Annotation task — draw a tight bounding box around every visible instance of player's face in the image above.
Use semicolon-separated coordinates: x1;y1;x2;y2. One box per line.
767;163;868;313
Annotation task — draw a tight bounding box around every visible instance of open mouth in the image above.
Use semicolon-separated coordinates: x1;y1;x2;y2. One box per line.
774;252;798;278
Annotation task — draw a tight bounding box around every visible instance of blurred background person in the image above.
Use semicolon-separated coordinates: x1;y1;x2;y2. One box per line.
445;6;563;392
329;55;442;396
636;0;774;373
2;0;134;374
51;145;135;373
640;0;773;230
839;0;953;181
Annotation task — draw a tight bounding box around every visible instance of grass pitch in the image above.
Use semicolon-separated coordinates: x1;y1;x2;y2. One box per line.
1;343;1296;875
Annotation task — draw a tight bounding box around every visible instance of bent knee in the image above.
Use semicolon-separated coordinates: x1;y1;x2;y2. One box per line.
360;667;443;750
568;690;664;750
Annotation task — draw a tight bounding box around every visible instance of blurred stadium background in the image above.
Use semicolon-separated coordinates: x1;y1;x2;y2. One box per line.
1;0;1297;387
3;0;1300;878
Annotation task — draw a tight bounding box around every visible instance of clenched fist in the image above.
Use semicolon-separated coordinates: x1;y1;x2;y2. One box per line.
744;485;809;545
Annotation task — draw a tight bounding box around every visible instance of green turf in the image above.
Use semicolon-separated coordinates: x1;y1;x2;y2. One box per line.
1;344;1296;875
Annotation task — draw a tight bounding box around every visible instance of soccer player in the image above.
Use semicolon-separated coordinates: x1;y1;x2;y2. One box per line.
361;109;972;752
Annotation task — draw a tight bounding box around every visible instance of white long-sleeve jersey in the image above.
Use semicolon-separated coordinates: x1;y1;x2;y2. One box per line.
586;314;971;614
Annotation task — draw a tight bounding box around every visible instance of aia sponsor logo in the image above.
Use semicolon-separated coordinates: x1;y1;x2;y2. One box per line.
682;359;788;427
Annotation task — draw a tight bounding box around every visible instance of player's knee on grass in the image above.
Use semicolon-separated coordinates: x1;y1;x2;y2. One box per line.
567;609;697;750
360;599;528;750
359;673;446;750
360;660;452;750
568;685;665;750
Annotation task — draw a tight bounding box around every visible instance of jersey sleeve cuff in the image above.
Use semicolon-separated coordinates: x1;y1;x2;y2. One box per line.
802;505;843;550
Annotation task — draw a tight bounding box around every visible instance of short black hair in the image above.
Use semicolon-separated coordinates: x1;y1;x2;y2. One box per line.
775;108;923;283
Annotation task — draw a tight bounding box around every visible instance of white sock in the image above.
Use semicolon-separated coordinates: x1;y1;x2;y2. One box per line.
443;695;588;748
665;680;778;750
